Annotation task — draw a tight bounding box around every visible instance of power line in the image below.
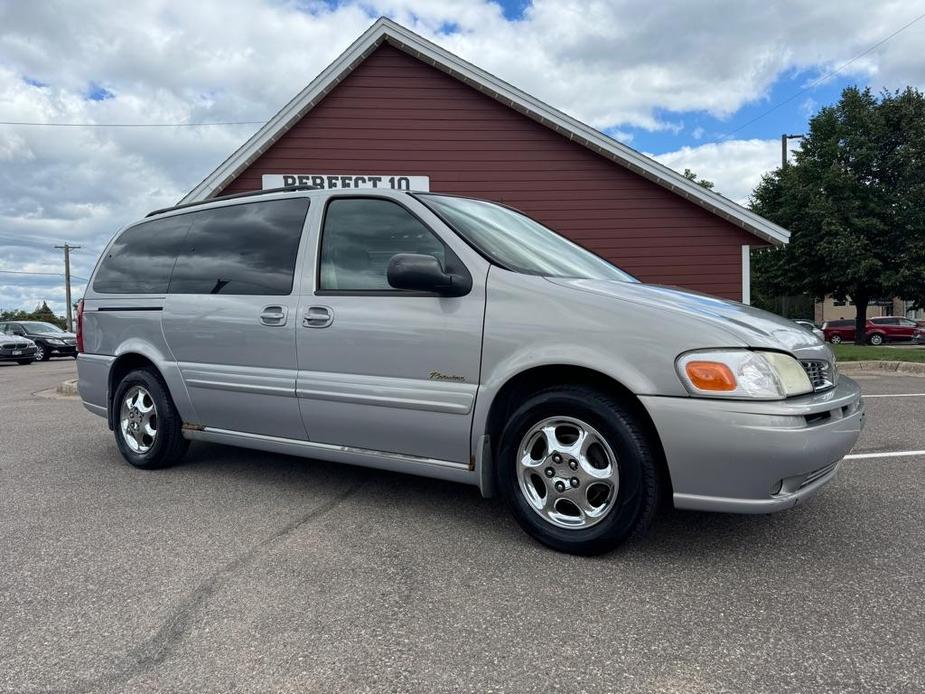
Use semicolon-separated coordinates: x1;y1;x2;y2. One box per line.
0;119;265;128
0;269;89;282
719;10;925;141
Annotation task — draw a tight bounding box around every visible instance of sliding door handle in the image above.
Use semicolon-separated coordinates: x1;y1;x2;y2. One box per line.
259;305;288;326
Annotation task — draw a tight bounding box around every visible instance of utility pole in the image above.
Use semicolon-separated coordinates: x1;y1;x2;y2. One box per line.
54;243;81;331
781;133;805;169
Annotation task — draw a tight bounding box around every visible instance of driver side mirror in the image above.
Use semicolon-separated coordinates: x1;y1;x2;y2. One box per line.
387;253;471;297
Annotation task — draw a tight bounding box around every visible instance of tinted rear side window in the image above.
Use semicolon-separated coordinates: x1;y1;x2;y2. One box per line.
169;198;309;295
93;216;192;294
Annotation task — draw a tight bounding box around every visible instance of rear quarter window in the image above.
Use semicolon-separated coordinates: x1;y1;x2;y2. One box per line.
92;216;192;294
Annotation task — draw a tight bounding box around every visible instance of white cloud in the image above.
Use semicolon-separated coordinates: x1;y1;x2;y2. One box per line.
0;0;923;311
651;139;782;205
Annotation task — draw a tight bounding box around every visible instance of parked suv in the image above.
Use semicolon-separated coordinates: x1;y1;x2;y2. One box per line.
0;321;77;360
823;317;921;345
76;187;864;555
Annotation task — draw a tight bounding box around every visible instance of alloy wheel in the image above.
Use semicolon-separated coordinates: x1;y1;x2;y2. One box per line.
517;416;619;529
119;385;158;454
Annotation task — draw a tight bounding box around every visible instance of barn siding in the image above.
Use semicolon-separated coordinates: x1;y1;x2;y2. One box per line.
223;44;762;300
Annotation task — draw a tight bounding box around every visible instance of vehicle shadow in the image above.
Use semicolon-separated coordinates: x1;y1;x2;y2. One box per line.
178;440;830;562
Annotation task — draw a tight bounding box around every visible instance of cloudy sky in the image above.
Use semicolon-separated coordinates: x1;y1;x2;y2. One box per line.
1;0;924;314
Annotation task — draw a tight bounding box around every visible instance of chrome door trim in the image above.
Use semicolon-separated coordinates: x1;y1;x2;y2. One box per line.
184;379;296;398
295;369;475;414
179;362;298;398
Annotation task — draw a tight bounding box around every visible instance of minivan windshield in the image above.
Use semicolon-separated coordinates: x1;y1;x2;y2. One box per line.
419;194;636;282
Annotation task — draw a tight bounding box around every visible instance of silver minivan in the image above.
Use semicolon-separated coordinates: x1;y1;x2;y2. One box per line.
77;187;864;554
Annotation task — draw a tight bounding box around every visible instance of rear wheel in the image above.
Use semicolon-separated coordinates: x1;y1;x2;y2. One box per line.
829;335;842;344
497;385;661;555
112;368;188;469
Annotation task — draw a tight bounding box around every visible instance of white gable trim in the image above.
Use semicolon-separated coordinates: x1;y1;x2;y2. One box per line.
181;18;789;246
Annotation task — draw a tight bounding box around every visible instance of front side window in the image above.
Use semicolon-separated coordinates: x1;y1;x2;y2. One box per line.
169;198;309;295
319;198;447;291
418;194;636;282
93;216;192;294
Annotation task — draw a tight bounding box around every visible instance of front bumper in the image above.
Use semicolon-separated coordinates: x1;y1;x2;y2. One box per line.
0;346;37;360
640;376;864;514
46;342;77;355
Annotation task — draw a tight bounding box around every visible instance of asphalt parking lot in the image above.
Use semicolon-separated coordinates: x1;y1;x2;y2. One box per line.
1;360;923;693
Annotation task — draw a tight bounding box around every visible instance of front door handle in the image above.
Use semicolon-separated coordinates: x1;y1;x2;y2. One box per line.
303;305;334;328
259;305;288;326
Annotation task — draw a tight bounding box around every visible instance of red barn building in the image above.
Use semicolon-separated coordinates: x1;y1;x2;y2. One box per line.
182;18;789;301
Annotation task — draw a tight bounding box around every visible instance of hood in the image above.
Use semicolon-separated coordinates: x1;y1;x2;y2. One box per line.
34;332;76;339
1;334;35;345
547;278;824;352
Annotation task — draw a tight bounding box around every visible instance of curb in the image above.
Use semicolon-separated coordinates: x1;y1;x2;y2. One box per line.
837;361;925;376
56;379;80;396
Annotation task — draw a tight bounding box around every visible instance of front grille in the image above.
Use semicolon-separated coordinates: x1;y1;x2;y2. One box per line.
800;359;835;392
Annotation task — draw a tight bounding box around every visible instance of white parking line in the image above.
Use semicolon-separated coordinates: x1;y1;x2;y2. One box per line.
845;450;925;460
863;393;925;398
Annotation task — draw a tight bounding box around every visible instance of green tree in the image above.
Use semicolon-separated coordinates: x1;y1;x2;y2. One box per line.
751;86;925;344
682;168;715;190
0;302;66;329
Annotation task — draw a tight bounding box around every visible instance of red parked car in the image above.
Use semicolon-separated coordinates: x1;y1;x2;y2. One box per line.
822;317;924;345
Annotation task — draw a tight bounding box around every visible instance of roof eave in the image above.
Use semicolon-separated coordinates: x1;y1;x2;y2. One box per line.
180;17;790;246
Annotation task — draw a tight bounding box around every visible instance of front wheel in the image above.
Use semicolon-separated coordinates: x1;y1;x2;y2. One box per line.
869;333;884;346
16;359;34;365
497;386;661;555
829;335;842;344
34;343;49;361
112;368;189;469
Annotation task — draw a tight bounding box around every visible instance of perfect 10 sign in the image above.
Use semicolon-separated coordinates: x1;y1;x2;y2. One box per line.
262;174;430;191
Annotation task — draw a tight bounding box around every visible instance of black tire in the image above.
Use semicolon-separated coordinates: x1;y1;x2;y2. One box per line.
17;359;34;365
34;343;50;361
112;368;189;470
497;385;661;556
869;333;884;346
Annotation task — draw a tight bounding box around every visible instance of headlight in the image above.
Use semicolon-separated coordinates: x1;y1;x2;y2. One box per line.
677;349;813;400
46;338;63;344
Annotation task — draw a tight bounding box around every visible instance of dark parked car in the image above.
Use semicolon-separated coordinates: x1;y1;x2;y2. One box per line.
0;330;37;365
0;321;77;360
822;317;923;345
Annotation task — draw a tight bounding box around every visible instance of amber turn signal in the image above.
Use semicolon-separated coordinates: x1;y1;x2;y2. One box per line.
684;361;737;391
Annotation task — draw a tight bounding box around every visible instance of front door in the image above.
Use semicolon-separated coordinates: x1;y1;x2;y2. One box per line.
296;196;485;464
161;197;311;439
